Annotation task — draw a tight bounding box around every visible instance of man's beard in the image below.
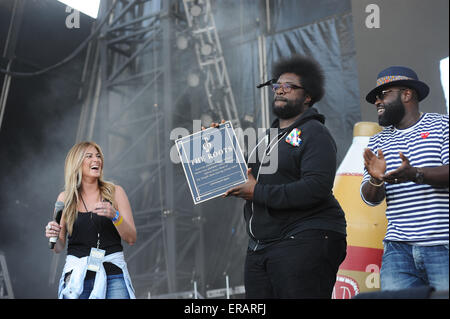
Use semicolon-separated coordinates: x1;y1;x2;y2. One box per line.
378;95;405;127
272;97;306;119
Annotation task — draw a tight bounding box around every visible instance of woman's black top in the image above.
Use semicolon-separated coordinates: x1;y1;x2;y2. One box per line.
67;212;123;279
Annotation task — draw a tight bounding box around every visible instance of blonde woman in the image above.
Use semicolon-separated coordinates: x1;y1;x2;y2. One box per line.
44;141;137;299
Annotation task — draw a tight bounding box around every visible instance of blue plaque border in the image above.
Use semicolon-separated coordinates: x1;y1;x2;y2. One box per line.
175;122;248;205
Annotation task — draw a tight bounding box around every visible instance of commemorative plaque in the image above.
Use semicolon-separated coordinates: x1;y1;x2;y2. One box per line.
175;121;248;204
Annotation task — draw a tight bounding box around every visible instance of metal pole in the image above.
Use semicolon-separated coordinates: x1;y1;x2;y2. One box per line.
265;0;271;33
161;0;177;294
0;61;12;132
193;281;198;299
258;0;270;130
0;0;25;133
225;274;230;299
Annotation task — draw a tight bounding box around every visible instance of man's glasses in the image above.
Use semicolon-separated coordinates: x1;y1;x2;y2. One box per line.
271;83;306;93
375;88;407;101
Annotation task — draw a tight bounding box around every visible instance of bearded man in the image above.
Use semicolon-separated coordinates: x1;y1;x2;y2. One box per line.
361;66;449;292
224;55;347;298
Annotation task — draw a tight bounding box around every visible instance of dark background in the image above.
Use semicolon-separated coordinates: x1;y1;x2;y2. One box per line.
0;0;94;298
351;0;449;120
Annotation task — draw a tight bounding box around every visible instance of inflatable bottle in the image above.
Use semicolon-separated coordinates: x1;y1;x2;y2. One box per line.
332;122;387;299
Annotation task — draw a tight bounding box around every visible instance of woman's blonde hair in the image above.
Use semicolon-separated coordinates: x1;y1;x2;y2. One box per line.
63;141;116;235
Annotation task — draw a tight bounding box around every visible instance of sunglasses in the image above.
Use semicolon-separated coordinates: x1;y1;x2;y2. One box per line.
375;88;407;101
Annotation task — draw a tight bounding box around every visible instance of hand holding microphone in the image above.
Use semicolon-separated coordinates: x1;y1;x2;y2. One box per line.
46;201;64;249
45;222;61;246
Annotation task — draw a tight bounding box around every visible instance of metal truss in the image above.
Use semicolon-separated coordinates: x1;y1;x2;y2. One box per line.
70;0;242;298
0;252;14;299
181;0;241;129
74;0;183;297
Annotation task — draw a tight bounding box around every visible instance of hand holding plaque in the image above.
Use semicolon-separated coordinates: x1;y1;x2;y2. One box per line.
176;121;248;204
223;168;256;201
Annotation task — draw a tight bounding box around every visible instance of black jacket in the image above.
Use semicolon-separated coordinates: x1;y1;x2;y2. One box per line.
245;107;346;248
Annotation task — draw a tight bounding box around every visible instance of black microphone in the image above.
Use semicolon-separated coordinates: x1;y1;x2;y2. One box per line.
49;201;64;249
256;78;275;89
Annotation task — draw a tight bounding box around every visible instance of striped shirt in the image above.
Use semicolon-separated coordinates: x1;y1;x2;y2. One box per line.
361;113;449;246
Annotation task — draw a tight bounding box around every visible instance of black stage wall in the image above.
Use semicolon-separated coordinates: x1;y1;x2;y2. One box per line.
351;0;449;121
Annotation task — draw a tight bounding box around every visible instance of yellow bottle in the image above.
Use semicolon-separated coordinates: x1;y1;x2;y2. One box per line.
332;122;387;299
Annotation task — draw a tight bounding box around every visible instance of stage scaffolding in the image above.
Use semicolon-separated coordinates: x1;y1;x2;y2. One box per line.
0;251;14;299
72;0;243;298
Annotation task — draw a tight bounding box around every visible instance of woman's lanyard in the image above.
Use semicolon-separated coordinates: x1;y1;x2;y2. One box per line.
80;194;102;249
